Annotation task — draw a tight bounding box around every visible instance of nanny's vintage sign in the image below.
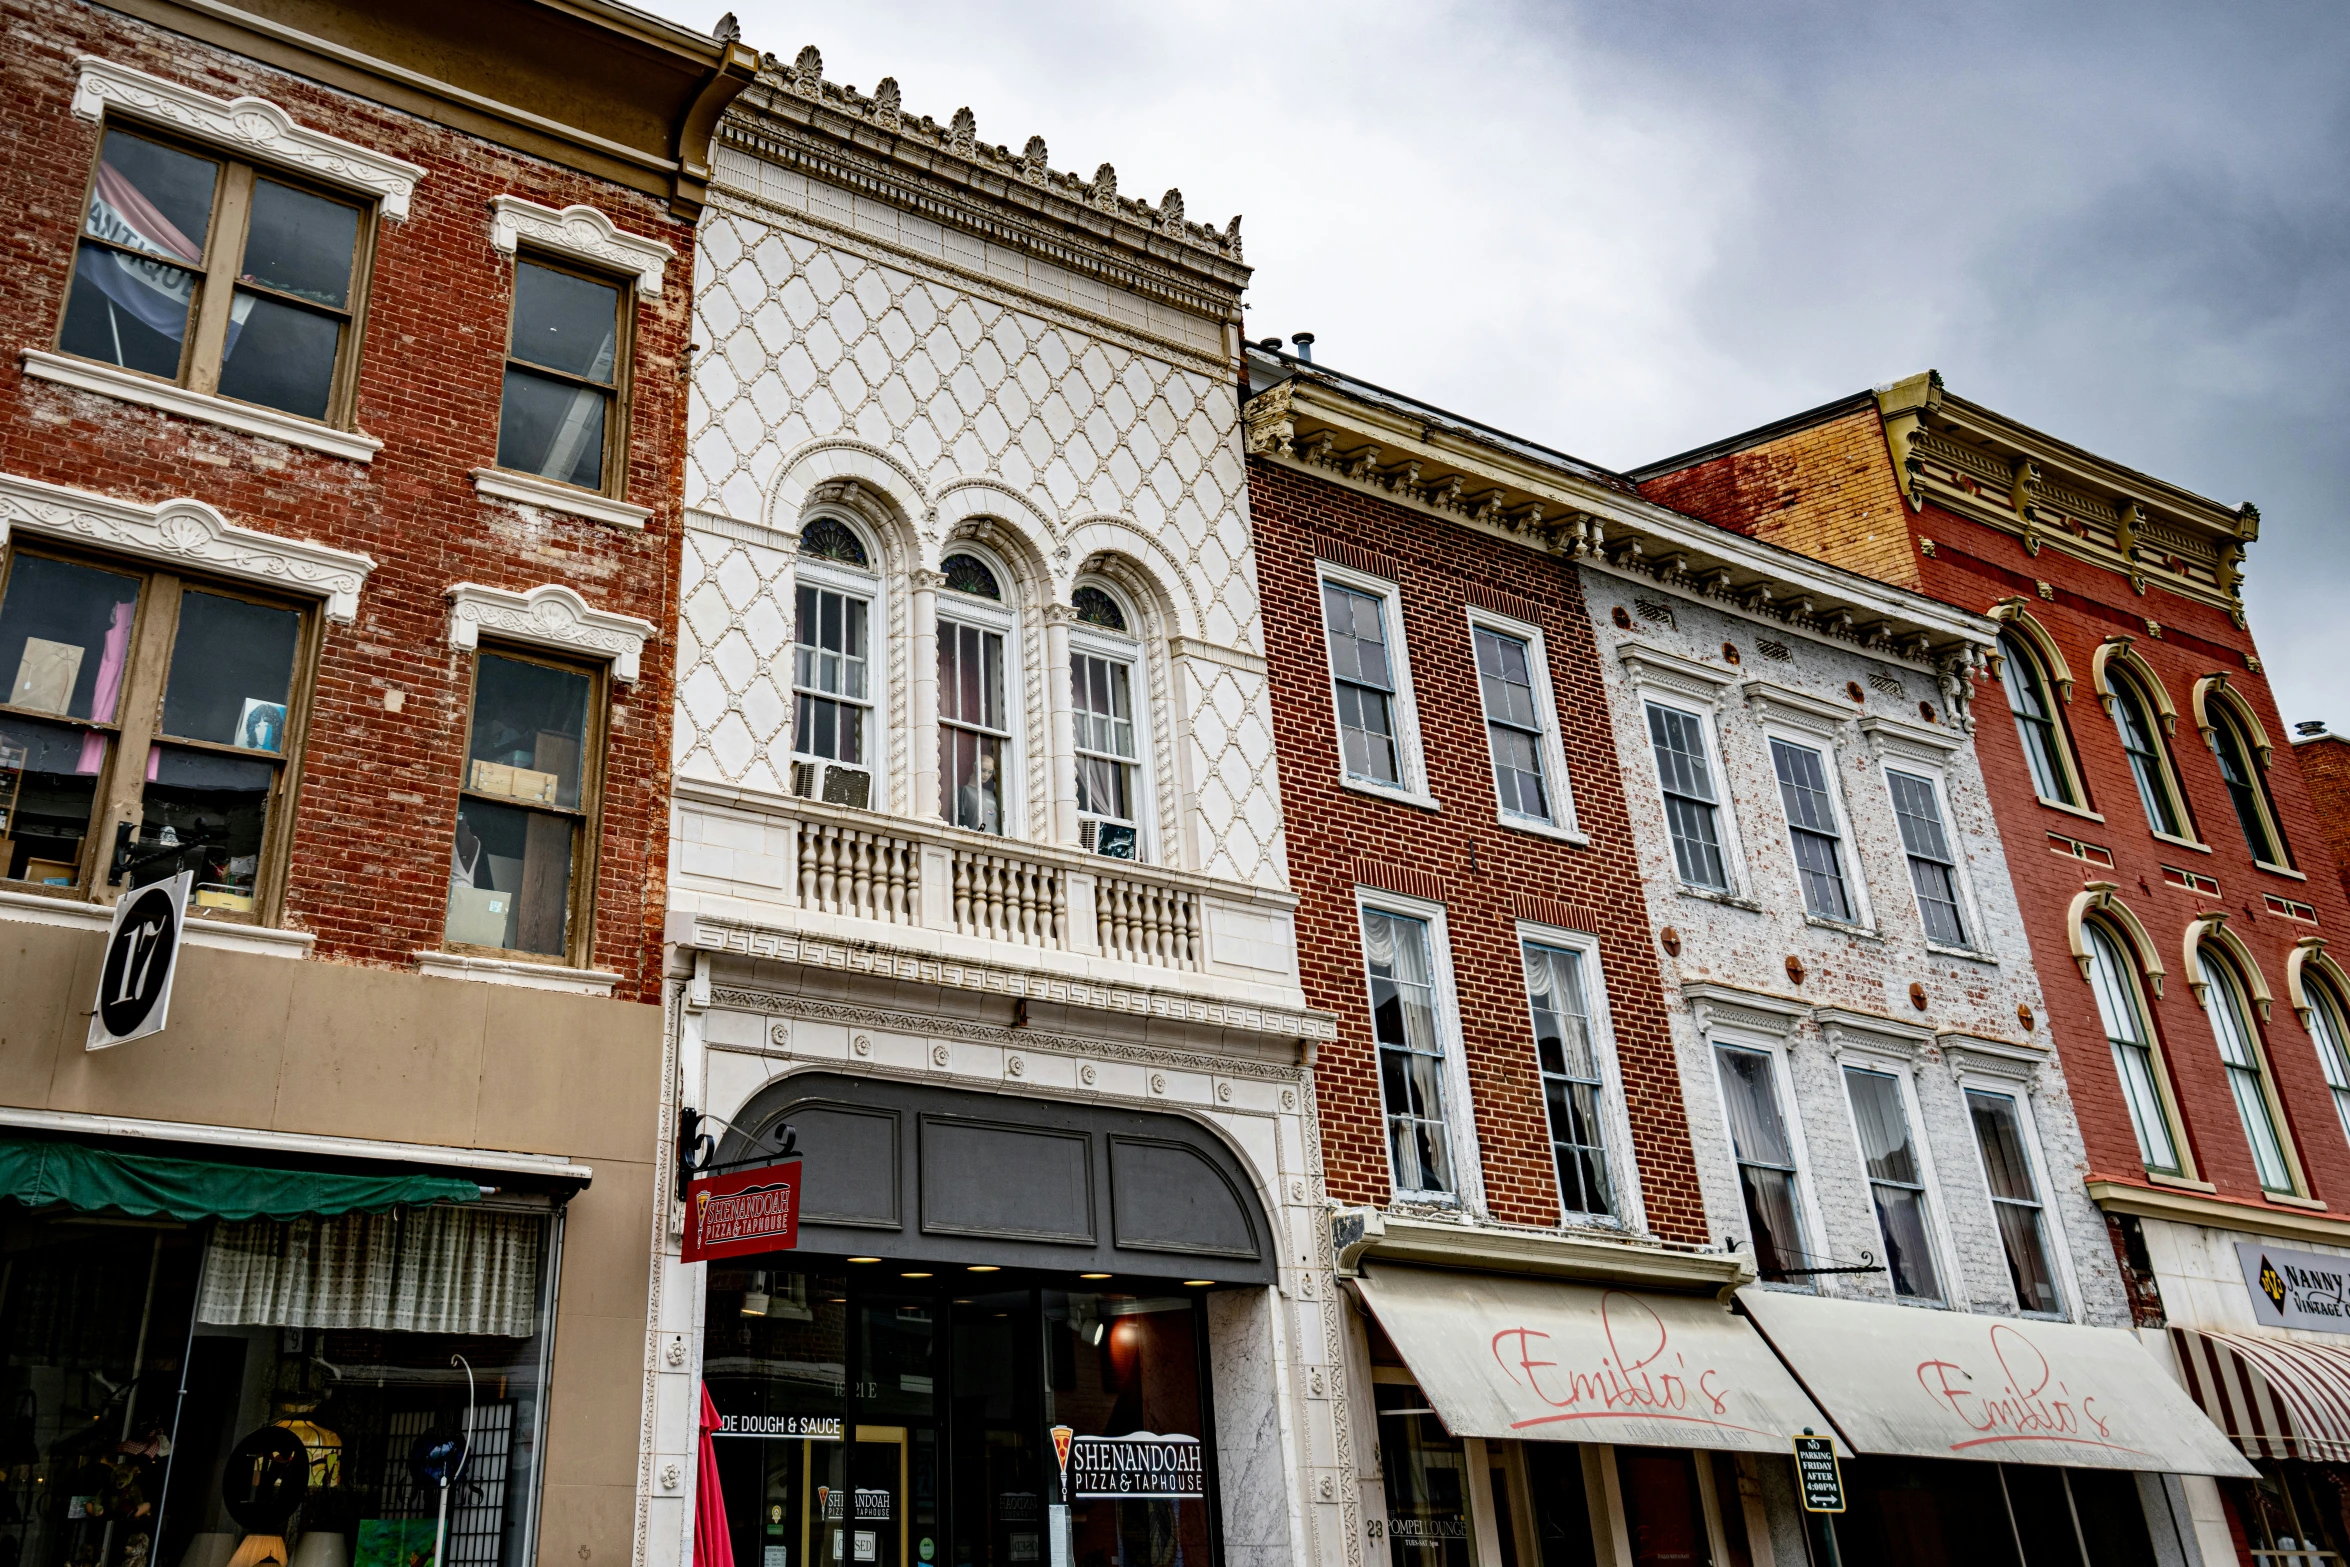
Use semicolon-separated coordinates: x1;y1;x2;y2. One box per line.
2239;1242;2350;1334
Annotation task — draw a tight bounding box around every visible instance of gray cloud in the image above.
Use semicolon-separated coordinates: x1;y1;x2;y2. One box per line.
661;0;2350;726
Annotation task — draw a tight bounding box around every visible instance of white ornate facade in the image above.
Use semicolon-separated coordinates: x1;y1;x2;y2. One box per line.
643;46;1338;1567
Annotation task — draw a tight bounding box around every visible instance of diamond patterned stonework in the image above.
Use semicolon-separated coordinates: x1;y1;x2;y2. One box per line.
680;169;1287;891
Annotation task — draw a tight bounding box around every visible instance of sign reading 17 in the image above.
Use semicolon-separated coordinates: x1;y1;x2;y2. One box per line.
88;872;191;1051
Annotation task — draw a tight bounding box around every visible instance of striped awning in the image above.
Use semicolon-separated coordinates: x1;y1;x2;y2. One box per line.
2171;1326;2350;1462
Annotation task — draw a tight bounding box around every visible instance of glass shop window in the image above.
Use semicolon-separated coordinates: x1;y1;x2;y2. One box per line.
446;652;599;962
0;1199;556;1567
1520;1442;1598;1567
496;259;627;494
1375;1381;1470;1567
1614;1448;1713;1567
0;549;308;912
1046;1290;1211;1567
59;127;370;424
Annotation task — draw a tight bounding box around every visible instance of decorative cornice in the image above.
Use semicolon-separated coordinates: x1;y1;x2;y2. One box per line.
1937;1031;2048;1083
446;582;653;681
72;56;425;220
1682;980;1807;1039
714;989;1306;1085
1617;638;1736;708
1740;677;1854;739
471;467;653;530
0;471;373;620
487;196;674;296
682;912;1337;1042
23;350;383;461
1858;713;1963;765
2086;1178;2350;1247
1813;1005;1935;1063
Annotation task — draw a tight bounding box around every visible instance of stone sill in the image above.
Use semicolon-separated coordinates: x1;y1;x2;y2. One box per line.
1338;777;1442;813
471;467;651;529
2036;796;2106;825
1495;812;1588;847
415;950;621;995
23;350;381;461
0;887;312;958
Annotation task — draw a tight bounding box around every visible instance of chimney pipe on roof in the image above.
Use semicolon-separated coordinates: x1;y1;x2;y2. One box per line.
1290;332;1315;363
2297;721;2328;737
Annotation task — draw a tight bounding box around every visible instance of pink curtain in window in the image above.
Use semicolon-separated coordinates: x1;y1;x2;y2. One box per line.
695;1382;733;1567
75;600;135;774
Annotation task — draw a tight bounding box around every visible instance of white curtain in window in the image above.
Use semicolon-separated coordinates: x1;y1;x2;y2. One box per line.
199;1205;543;1337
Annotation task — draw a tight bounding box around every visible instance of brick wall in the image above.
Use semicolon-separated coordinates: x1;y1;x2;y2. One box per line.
1249;458;1708;1244
0;0;691;996
2290;732;2350;907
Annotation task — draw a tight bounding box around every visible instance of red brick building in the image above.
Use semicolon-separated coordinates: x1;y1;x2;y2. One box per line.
2290;724;2350;907
1639;370;2350;1563
0;3;751;1562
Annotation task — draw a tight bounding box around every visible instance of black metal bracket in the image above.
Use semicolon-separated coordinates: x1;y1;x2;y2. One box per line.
675;1109;796;1202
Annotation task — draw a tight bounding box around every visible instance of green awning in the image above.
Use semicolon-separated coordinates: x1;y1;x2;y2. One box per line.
0;1137;482;1221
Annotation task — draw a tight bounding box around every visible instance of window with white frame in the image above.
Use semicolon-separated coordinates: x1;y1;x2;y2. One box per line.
1362;906;1458;1199
2202;949;2296;1194
1473;623;1553;824
1844;1065;1943;1303
939;551;1010;834
1715;1044;1807;1282
1648;703;1729;890
2084;920;2185;1176
1886;770;1968;948
2308;978;2350;1147
1320;575;1408;789
1070;581;1144;860
1966;1088;2064;1316
1521;940;1613;1218
1770;738;1852;921
1998;630;2079;806
791;517;875;809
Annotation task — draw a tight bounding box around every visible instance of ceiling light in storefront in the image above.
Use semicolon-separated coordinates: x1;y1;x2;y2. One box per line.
1080;1273;1112;1280
741;1271;771;1317
966;1265;1001;1273
1183;1281;1214;1288
902;1271;933;1279
848;1257;882;1264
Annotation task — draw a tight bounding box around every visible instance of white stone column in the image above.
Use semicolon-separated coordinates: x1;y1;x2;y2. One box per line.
911;568;943;820
1044;602;1080;845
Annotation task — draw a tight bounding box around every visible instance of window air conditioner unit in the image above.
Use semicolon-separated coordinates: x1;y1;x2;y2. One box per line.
790;760;819;799
819;765;871;810
1081;820;1138;860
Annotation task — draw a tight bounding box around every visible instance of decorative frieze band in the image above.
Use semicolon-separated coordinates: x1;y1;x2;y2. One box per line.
446;582;654;681
72;57;426;220
487;196;673;296
0;472;374;620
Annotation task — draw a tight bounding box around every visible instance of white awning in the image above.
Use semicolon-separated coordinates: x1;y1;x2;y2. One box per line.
1353;1264;1841;1455
1738;1289;2255;1477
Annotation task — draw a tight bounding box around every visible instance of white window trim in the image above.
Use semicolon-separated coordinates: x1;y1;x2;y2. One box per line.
1068;613;1157;864
487;195;672;296
1704;1021;1826;1292
1465;605;1583;842
1639;694;1754;901
1952;1067;2082;1322
1877;760;1996;962
23;351;386;463
1515;920;1642;1231
1757;722;1879;936
937;549;1025;835
1356;886;1485;1215
470;466;651;529
446;581;651;682
1318;561;1438;811
791;545;887;790
1830;1042;1960;1310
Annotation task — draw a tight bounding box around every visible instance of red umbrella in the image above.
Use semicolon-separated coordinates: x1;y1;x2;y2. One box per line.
695;1383;733;1567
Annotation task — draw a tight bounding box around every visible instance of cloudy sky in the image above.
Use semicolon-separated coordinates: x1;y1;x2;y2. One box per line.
653;0;2349;727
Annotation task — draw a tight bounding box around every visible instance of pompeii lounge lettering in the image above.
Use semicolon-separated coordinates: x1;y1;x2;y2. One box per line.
1491;1291;1763;1436
1912;1323;2143;1457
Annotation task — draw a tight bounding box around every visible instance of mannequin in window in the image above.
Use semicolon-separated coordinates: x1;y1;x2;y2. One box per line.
955;749;1000;835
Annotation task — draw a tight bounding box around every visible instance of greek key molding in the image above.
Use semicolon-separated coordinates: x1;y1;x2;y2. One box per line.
487;196;673;296
0;471;374;620
703;982;1318;1074
446;582;654;681
72;57;425;220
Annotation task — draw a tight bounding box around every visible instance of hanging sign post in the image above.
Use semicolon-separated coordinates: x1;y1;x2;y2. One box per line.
88;871;191;1051
682;1158;802;1263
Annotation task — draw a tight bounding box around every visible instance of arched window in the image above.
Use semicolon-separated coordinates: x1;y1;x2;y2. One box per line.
2084;920;2183;1175
2306;977;2350;1147
2108;668;2186;838
2211;704;2289;866
1999;630;2078;806
2200;947;2295;1193
792;513;877;807
1069;577;1149;860
938;546;1014;833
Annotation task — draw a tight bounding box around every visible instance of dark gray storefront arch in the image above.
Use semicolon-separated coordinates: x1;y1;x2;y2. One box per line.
717;1072;1275;1284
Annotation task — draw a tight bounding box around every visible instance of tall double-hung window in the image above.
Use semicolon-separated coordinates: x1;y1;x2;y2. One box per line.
1521;942;1614;1219
791;518;874;809
1998;630;2077;805
496;258;629;495
2211;704;2290;867
1474;626;1551;822
1771;739;1851;921
2084;922;2183;1176
1322;581;1402;786
1846;1067;1943;1303
1715;1045;1805;1282
2110;671;2186;838
1648;704;1728;889
1362;908;1458;1199
2307;980;2350;1148
1967;1089;2063;1316
1887;770;1968;947
938;553;1009;834
2202;950;2295;1194
1071;584;1143;860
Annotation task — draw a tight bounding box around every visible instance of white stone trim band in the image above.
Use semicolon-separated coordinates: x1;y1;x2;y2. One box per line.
23;350;383;462
447;581;654;682
0;470;375;620
471;466;652;529
72;56;426;221
488;196;673;296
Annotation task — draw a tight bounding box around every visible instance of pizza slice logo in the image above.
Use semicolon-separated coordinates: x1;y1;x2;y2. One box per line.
1052;1425;1074;1487
2260;1255;2289;1313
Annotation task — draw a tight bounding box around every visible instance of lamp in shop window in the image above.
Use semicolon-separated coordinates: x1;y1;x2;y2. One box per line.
270;1416;342;1490
741;1271;771;1317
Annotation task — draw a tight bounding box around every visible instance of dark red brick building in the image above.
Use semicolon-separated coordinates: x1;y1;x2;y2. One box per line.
0;3;752;1560
1639;369;2350;1563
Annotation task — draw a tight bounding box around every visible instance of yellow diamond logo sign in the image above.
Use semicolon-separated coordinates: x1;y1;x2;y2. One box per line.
2260;1255;2289;1313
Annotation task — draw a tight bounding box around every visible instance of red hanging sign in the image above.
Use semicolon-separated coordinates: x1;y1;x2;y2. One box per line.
682;1160;802;1263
